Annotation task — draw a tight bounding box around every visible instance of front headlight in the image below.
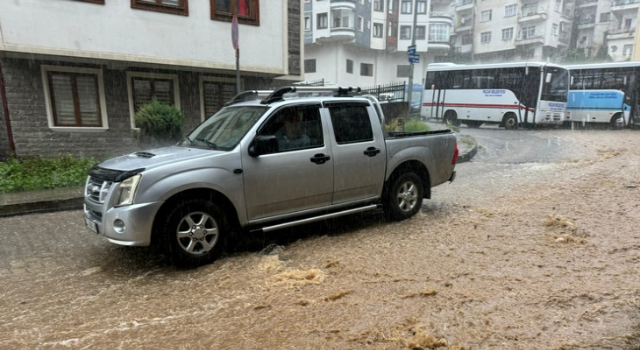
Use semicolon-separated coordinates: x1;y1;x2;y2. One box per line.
116;174;142;206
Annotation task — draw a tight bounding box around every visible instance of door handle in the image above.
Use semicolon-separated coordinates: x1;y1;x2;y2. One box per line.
363;147;381;157
310;153;331;164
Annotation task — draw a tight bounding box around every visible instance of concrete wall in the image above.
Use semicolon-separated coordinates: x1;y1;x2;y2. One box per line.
0;0;289;76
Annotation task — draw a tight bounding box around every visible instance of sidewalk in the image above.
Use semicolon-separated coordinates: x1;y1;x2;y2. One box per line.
0;133;477;218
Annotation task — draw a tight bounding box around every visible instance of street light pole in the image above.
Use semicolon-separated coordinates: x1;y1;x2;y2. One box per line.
407;0;419;118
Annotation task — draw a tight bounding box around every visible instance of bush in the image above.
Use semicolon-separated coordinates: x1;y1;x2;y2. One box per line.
0;154;99;193
134;99;185;147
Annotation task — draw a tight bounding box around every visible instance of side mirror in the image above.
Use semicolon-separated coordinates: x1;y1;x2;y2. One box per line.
248;135;278;157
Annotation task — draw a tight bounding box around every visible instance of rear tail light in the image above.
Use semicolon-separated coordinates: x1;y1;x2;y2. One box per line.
452;143;459;165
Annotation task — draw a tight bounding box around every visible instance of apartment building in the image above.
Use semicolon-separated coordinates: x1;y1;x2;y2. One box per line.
303;0;451;87
0;0;302;158
302;0;638;89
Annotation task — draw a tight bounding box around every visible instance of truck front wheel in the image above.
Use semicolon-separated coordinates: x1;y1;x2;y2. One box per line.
383;172;424;221
162;199;227;267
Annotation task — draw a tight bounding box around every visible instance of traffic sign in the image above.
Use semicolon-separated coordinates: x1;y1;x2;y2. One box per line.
408;54;419;64
231;15;239;50
407;45;416;55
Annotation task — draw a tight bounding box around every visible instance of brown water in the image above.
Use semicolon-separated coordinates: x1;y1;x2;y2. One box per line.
1;129;639;349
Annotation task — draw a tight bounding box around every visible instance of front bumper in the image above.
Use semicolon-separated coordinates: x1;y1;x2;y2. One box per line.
84;200;163;246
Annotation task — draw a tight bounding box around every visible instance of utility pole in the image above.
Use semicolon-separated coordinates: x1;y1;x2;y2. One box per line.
406;0;419;118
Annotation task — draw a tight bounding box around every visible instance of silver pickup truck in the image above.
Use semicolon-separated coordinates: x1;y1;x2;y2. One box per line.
83;86;457;267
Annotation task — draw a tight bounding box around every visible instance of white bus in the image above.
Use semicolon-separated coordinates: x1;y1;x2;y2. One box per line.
566;62;640;128
421;62;569;129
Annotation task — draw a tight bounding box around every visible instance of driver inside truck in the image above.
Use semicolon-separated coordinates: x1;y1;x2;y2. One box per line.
275;108;311;151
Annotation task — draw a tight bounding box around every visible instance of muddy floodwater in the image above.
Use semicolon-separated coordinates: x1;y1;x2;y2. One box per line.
1;129;639;349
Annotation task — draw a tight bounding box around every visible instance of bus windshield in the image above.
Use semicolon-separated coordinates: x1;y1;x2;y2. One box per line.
541;68;569;102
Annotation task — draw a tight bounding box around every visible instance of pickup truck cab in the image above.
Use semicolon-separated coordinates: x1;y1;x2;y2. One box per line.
83;86;457;267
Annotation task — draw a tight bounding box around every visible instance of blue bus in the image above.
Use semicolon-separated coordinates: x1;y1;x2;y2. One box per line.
566;62;640;127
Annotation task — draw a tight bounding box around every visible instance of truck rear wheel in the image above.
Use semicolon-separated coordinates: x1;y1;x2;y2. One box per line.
162;199;227;268
383;172;424;221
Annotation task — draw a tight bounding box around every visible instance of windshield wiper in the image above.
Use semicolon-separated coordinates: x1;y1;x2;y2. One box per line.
194;137;218;150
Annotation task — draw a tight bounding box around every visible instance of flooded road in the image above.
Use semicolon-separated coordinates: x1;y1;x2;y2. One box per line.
1;128;639;349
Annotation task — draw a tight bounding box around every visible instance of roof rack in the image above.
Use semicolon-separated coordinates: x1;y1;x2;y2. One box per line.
260;86;362;104
225;90;273;106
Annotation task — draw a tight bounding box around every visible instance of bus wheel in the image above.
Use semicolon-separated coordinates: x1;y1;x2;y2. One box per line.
443;111;461;127
610;113;624;129
503;113;519;130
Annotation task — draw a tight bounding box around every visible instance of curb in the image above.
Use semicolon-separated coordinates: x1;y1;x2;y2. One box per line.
0;197;84;218
456;134;478;163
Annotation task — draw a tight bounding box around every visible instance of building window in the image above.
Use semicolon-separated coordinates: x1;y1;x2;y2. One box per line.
317;13;328;29
400;26;411;40
502;27;513;41
522;2;537;16
304;59;317;73
358;16;364;31
373;22;383;38
522;25;535;39
397;65;411;78
552;23;558;35
462;35;472;45
417;0;427;14
131;0;189;16
77;0;105;4
480;31;491;43
429;23;450;42
211;0;260;26
504;4;517;17
42;66;107;129
127;72;180;129
415;26;426;40
401;0;412;14
600;12;610;22
346;59;353;74
481;10;492;22
623;44;633;57
305;16;311;31
524;48;535;58
373;0;383;11
332;8;354;29
200;77;236;120
361;63;373;76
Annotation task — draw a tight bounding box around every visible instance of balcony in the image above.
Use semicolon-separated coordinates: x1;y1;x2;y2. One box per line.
518;10;548;23
516;32;545;45
329;26;356;40
330;0;356;9
558;32;571;44
427;42;451;50
455;0;474;12
430;12;454;26
607;27;636;41
577;16;596;29
576;0;598;8
611;0;640;13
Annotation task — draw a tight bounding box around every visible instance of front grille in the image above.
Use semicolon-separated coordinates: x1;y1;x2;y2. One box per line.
86;177;112;203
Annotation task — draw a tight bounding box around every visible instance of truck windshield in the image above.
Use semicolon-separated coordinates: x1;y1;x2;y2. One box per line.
181;106;267;151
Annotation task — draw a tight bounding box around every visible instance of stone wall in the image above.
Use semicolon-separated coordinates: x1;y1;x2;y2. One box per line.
0;57;274;159
288;0;301;77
